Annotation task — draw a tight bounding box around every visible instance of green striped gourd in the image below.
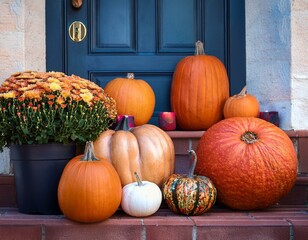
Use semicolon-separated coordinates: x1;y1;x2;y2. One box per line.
162;150;217;216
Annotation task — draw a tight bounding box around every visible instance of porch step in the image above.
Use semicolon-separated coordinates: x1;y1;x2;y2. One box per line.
0;206;307;240
0;130;307;239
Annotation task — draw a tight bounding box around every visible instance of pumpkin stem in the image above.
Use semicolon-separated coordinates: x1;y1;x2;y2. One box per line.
134;172;143;186
81;141;99;161
115;115;131;131
241;131;259;144
238;86;247;96
188;150;197;178
195;40;205;55
127;72;134;79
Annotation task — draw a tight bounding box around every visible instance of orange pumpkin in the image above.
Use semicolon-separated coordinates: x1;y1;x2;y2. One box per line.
93;116;175;187
171;40;229;130
104;73;155;126
58;141;122;223
195;117;298;210
223;86;260;118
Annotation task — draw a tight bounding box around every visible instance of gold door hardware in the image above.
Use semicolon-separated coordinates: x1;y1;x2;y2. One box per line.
72;0;82;8
69;21;87;42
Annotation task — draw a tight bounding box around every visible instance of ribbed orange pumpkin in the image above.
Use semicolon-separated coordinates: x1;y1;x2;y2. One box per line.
195;117;298;210
171;41;229;130
58;141;122;223
104;73;155;126
223;86;260;118
93;116;175;187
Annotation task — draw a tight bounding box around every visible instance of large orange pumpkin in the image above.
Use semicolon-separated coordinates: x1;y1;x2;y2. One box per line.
223;86;260;118
104;73;155;126
171;41;229;130
93;116;175;187
58;141;122;223
195;117;298;210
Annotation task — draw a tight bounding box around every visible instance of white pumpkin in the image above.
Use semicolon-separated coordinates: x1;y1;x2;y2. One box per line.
121;172;162;217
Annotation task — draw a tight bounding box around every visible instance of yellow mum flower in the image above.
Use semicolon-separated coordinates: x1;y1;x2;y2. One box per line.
2;91;16;99
47;77;60;83
50;82;62;91
22;90;41;99
80;88;89;93
61;90;71;98
80;92;94;103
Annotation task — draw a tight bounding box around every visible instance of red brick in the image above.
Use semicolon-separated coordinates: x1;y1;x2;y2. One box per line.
190;210;250;220
279;183;308;205
298;137;308;174
45;216;143;240
193;219;291;240
0;225;42;240
288;219;308;240
0;176;16;208
143;215;194;240
249;209;307;219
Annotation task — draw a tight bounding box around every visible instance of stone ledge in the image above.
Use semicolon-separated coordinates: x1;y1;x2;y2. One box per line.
0;206;307;240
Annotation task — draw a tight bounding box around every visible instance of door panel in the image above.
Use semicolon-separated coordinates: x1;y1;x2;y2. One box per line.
158;0;197;52
92;0;136;52
46;0;245;125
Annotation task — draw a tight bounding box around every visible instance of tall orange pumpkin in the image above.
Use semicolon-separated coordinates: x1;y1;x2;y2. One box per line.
171;41;229;130
93;116;175;187
104;73;155;126
196;117;298;210
223;86;260;118
58;141;122;223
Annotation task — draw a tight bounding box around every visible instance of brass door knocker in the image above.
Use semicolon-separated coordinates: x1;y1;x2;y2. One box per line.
72;0;82;8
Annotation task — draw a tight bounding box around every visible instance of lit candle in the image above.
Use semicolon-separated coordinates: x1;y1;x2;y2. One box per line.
259;111;279;127
158;112;176;131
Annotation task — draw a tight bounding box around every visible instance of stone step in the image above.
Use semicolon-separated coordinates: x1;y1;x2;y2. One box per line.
0;206;307;240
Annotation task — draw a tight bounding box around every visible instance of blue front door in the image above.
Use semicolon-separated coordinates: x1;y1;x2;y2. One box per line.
46;0;245;125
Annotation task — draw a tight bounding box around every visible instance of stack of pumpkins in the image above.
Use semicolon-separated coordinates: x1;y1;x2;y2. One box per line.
57;41;298;223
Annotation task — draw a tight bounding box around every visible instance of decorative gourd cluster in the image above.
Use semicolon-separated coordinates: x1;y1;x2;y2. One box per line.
56;40;298;223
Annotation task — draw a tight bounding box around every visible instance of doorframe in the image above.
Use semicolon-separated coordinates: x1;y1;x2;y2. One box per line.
46;0;246;95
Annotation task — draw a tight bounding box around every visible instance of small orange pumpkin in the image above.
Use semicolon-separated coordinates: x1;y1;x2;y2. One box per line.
104;73;155;126
223;86;260;118
171;40;229;130
58;141;122;223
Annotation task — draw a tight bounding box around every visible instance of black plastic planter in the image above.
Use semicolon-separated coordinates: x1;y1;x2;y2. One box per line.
10;143;77;215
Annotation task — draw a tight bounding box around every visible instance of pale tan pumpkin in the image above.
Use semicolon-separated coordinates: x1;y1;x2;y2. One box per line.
93;116;175;187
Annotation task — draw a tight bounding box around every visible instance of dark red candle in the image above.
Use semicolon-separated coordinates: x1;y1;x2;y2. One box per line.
259;111;279;127
116;115;135;128
158;112;176;131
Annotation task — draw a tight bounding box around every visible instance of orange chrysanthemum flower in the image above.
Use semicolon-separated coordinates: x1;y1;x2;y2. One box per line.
0;70;117;151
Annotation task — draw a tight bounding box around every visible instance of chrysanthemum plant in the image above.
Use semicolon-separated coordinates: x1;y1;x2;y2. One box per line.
0;71;117;151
